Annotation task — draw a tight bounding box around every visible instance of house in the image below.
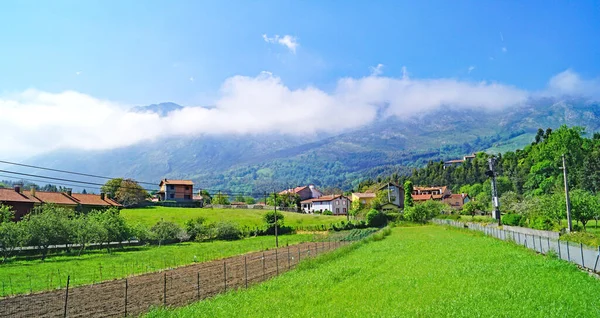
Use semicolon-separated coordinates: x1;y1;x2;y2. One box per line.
70;193;122;212
443;193;470;209
301;195;350;215
158;179;194;202
279;185;322;201
444;154;476;168
22;188;79;210
411;194;434;203
378;183;404;209
351;192;377;205
412;186;451;199
0;185;37;220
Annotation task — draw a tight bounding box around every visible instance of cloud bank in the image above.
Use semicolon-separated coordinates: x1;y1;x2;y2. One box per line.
0;69;598;157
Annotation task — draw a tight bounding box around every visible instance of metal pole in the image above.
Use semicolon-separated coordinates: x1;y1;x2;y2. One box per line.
562;154;573;233
581;243;585;267
63;275;70;318
488;157;501;225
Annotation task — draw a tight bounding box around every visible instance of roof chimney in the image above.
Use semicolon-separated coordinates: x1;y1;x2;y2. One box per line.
100;192;105;200
14;183;22;193
30;186;36;197
67;189;72;196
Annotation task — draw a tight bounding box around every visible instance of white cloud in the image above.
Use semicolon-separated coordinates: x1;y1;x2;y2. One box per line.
502;47;507;53
468;66;475;74
370;64;384;76
262;34;299;53
1;70;598;157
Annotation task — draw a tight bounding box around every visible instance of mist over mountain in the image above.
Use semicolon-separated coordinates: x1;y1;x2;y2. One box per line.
20;98;600;193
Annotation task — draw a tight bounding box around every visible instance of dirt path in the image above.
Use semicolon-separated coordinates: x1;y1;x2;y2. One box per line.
0;240;346;317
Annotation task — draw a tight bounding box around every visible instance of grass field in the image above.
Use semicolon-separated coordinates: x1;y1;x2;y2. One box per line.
122;206;346;228
0;233;322;297
148;225;600;317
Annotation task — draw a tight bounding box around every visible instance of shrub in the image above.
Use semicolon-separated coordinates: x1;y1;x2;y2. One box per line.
385;212;403;223
322;210;333;215
501;213;523;226
213;221;242;240
404;205;427;223
185;217;211;241
129;222;151;243
150;221;184;246
366;209;387;227
528;216;557;231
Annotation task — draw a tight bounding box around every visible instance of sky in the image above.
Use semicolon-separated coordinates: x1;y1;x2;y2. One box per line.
1;0;599;157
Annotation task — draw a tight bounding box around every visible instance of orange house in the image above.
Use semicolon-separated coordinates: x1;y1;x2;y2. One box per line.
158;179;194;202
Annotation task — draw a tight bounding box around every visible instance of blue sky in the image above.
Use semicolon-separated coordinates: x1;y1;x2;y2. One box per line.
1;0;598;105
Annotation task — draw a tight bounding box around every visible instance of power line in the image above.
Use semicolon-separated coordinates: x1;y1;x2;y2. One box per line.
0;174;104;192
0;159;157;186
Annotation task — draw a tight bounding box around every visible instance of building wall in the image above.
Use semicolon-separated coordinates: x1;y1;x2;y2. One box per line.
165;185;193;201
0;201;35;221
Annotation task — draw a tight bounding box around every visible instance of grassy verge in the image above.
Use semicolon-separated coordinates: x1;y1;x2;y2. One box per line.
122;206;345;228
148;226;600;317
0;233;321;297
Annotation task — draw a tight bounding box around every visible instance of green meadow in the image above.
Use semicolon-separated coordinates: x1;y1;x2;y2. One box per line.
148;225;600;317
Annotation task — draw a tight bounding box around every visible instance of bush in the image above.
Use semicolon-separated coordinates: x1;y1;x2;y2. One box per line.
385;212;403;223
185;217;211;241
150;221;184;246
322;210;333;215
528;216;557;231
366;209;387;227
213;222;242;240
501;213;523;226
129;222;151;243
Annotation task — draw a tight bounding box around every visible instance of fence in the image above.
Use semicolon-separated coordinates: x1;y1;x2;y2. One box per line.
433;219;600;273
0;230;375;318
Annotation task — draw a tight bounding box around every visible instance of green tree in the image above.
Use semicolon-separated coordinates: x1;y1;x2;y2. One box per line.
263;210;285;228
0;206;27;262
234;194;246;203
404;180;414;208
115;179;148;206
185;217;211;241
365;209;386;227
569;189;600;230
245;196;256;204
71;213;105;256
24;204;74;260
151;220;184;246
212;193;231;205
101;178;124;199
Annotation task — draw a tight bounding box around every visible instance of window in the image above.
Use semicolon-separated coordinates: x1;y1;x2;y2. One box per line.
184;195;191;200
343;200;346;205
336;208;339;214
168;185;174;190
185;186;190;191
343;208;347;214
336;201;339;205
169;193;174;199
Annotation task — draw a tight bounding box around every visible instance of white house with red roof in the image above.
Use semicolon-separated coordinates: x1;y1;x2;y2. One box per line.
301;194;350;215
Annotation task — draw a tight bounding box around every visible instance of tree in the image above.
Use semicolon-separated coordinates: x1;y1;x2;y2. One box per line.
404;181;414;208
234;194;245;203
263;211;285;228
90;208;129;251
24;204;74;260
71;213;104;256
569;189;600;230
212;193;231;205
0;206;27;262
114;179;148;206
151;221;184;246
185;217;211;241
365;209;386;227
81;189;87;194
245;196;256;204
101;178;124;199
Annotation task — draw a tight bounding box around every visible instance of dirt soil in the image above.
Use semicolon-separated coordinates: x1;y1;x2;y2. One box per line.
0;240;345;317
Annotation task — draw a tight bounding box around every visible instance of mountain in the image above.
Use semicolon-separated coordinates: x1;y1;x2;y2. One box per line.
131;102;184;117
22;99;600;194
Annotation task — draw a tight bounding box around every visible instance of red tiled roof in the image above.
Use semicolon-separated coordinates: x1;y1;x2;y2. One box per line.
305;194;347;203
352;192;376;198
279;186;308;195
0;188;36;203
160;179;194;186
70;193;122;207
411;194;433;201
23;191;78;206
444;159;465;164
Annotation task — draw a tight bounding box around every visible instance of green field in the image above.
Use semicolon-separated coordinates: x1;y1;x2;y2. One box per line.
0;233;321;297
148;225;600;317
123;206;346;228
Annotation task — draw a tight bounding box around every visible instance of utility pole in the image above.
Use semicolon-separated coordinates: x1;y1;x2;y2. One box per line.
273;191;279;248
487;157;501;225
562;154;573;233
